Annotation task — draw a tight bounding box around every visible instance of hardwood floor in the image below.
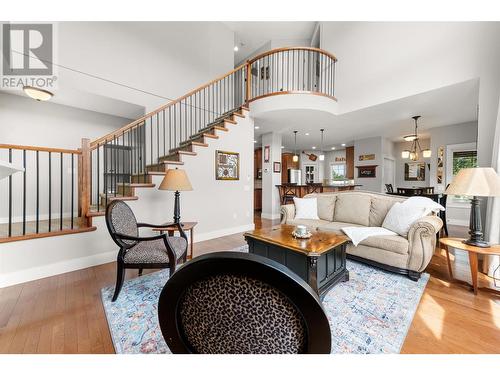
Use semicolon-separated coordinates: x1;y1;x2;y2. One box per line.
0;217;499;354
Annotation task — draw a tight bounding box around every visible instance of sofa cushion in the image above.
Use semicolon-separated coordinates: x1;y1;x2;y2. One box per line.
286;218;330;229
333;193;371;226
293;197;320;220
304;194;336;221
369;195;404;227
317;221;363;235
358;235;409;255
382;202;428;236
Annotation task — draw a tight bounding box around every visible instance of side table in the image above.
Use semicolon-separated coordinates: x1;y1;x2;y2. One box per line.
153;222;198;260
439;237;500;295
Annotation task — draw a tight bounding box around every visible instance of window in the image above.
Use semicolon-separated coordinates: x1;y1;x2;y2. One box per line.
446;143;477;204
452;150;477;175
305;165;315;183
331;164;346;180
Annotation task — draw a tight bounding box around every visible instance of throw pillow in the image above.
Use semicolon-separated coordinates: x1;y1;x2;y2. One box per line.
382;202;427;237
293;197;320;220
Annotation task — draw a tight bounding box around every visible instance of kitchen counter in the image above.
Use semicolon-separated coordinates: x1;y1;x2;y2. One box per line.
275;184;362;200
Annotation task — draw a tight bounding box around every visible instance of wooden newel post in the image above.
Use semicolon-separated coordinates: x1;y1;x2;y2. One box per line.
79;138;91;226
245;61;251;105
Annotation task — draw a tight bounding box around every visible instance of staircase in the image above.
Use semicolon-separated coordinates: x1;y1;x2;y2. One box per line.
0;46;337;242
86;105;249;219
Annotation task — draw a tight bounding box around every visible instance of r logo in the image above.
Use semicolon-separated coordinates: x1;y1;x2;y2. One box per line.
2;23;53;76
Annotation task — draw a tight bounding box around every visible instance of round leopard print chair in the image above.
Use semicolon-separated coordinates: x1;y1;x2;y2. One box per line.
158;252;331;354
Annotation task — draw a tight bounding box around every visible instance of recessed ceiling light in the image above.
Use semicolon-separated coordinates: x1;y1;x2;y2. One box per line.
331;147;336;150
305;133;310;136
312;146;316;150
341;143;346;147
254;126;259;129
234;46;239;52
23;86;53;101
253;140;257;143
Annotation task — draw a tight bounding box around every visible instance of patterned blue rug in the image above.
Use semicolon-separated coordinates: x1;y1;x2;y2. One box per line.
101;246;429;354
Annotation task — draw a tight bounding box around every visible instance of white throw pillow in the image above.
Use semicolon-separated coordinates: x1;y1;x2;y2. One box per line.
382;202;427;237
293;197;320;220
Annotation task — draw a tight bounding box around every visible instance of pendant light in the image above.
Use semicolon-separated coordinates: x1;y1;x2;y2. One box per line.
292;131;299;163
319;129;325;161
401;116;431;160
23;86;53;101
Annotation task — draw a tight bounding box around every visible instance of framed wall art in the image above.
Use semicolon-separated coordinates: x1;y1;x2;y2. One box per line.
215;150;239;180
405;162;426;181
273;162;281;173
356;165;377;178
264;145;270;162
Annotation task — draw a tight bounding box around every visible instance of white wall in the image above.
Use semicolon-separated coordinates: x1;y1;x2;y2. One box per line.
0;111;254;287
57;22;235;113
354;137;383;192
261;132;282;220
320;22;500;172
0;92;131;149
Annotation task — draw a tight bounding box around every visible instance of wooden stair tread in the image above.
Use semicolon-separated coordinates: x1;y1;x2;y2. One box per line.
233;112;245;118
99;194;139;201
224;119;237;124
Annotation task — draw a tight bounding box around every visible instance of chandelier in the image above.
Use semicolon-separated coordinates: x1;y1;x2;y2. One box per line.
402;116;431;161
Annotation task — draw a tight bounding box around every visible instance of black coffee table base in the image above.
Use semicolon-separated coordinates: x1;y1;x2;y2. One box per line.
245;237;349;299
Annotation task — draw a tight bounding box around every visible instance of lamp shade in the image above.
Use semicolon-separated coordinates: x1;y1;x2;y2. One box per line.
159;168;193;191
445;167;500;197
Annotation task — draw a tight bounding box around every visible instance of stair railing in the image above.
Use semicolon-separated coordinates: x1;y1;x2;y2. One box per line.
0;143;83;242
86;46;337;215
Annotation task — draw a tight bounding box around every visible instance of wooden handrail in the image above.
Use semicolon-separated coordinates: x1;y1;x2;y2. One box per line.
0;144;81;154
247;46;337;64
90;64;248;148
89;46;337;149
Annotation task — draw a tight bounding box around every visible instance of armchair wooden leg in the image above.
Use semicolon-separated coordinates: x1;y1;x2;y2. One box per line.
112;261;125;302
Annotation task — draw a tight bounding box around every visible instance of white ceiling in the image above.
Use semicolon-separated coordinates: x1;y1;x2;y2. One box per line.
253;79;479;150
1;86;144;120
223;21;317;64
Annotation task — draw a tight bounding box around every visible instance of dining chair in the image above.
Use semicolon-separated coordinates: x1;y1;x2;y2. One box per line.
105;200;188;302
282;183;298;204
306;183;323;194
385;184;394;193
158;252;331;354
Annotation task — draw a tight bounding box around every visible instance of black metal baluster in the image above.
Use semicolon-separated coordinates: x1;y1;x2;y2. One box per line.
71;153;74;229
97;144;100;212
104;140;108;207
36;150;39;233
48;151;52;232
60;152;63;231
8;149;12;237
22;149;26;235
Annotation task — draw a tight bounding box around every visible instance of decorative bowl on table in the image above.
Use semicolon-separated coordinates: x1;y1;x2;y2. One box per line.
292;225;312;239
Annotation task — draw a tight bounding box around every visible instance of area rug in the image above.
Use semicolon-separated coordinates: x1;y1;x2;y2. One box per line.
101;245;429;354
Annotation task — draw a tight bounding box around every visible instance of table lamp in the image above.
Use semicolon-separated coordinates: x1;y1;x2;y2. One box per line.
159;168;193;224
445;167;500;248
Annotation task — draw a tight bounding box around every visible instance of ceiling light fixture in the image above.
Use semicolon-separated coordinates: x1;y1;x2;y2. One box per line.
254;126;259;129
234;46;239;52
253;140;257;143
319;129;325;161
292;131;299;163
23;86;53;101
341;143;346;147
331;147;336;150
401;116;431;160
305;133;310;136
312;146;316;150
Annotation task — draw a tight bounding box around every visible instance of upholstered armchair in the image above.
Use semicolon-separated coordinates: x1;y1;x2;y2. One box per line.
105;200;188;302
158;252;332;354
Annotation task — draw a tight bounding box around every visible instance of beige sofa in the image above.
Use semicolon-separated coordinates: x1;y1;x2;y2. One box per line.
280;191;443;281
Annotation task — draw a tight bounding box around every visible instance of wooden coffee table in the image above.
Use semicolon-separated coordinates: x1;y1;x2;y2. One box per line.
244;224;350;298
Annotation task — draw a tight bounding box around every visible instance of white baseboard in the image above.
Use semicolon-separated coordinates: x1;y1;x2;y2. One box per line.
0;223;255;288
447;219;469;226
0;250;117;288
261;212;281;220
194;223;255;242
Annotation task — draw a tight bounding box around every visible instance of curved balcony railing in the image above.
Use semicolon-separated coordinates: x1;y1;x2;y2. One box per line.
86;47;337;213
247;47;337;102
